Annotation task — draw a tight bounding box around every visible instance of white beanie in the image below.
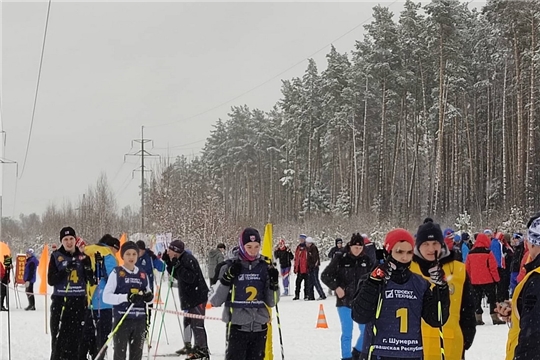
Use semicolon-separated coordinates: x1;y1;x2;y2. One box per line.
306;237;314;244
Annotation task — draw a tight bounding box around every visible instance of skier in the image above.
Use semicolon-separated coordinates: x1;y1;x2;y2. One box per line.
23;248;39;311
452;233;470;263
306;237;326;300
162;239;210;359
0;254;12;311
328;238;344;259
352;228;450;360
80;234;120;360
207;243;226;285
465;232;502;325
274;239;294;296
48;226;95;360
103;241;154;360
209;227;280;360
321;233;373;360
135;240;165;322
411;220;476;360
293;234;309;300
499;213;540;360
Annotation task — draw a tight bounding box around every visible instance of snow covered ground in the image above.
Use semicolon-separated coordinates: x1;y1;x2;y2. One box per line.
0;271;508;360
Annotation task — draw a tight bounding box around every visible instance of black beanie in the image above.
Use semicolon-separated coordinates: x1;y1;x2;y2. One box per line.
136;240;146;250
349;234;364;246
335;238;343;246
168;240;185;254
241;227;261;245
416;221;444;247
100;234;120;251
60;227;76;241
120;241;139;258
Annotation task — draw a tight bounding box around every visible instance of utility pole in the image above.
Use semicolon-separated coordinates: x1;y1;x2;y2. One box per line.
125;126;159;234
0;113;18;244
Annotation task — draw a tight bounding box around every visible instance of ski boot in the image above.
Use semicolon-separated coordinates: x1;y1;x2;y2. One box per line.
0;306;8;312
186;346;210;360
491;313;505;325
176;342;192;355
24;305;36;311
352;348;362;360
475;313;484;325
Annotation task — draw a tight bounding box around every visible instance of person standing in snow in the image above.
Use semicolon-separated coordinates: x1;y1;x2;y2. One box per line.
352;228;450;360
453;233;470;263
162;240;210;359
328;238;344;259
103;241;153;360
465;232;503;325
293;234;309;300
23;248;39;311
274;239;294;296
207;243;226;285
321;233;372;360
135;239;165;323
498;213;540;360
306;237;326;300
509;232;526;295
0;254;12;311
48;226;95;360
210;227;280;360
411;220;476;360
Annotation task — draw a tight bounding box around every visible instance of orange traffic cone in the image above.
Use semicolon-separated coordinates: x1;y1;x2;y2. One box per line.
316;304;328;329
206;302;212;309
154;285;164;304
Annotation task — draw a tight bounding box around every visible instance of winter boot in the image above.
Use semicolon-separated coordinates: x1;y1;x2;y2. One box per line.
0;306;7;312
292;296;300;300
491;313;505;325
24;305;36;311
186;346;210;360
352;348;362;360
176;343;193;355
475;313;484;325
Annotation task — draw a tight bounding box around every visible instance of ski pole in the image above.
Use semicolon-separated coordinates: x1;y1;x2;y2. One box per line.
170;282;185;340
5;278;12;360
96;303;136;359
274;290;284;360
434;251;446;360
153;267;175;358
148;267;166;352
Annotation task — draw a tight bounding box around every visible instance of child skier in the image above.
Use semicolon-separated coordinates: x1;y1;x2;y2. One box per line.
103;241;153;360
209;227;280;360
352;228;450;360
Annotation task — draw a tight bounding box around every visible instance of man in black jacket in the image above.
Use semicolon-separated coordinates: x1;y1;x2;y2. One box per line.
274;239;294;296
163;240;210;360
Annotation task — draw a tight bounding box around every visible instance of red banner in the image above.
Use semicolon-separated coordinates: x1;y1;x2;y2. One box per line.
15;254;26;285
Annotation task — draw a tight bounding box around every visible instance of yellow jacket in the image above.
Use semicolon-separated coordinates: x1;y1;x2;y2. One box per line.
410;259;467;360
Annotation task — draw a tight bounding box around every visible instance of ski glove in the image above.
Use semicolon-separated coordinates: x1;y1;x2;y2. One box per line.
268;267;279;291
3;256;12;268
65;258;77;272
428;264;446;286
95;252;104;264
128;292;145;304
142;291;154;303
370;261;396;282
220;262;242;286
84;264;96;286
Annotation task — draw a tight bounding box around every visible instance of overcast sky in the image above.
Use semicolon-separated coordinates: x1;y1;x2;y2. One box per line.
1;1;485;218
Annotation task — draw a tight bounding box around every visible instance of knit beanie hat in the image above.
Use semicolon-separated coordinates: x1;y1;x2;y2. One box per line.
168;240;185;254
238;228;261;261
527;214;540;246
100;234;120;251
335;238;343;246
120;241;139;258
384;229;415;253
349;234;364;246
416;221;445;247
60;227;76;241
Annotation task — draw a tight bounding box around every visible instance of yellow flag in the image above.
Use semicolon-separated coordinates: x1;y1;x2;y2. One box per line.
115;233;127;265
38;244;50;295
262;223;274;360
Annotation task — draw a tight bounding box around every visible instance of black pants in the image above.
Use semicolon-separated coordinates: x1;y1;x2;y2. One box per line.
226;326;266;360
79;308;113;360
472;283;497;314
0;280;8;308
184;302;208;349
295;273;309;298
497;268;510;302
307;267;325;299
26;282;35;307
50;295;86;360
113;318;146;360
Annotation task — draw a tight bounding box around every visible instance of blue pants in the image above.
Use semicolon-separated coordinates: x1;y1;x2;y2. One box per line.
337;306;364;359
510;271;519;296
308;266;325;298
281;267;290;294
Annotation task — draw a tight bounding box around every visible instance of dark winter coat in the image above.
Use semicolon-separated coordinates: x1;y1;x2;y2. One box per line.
294;244;308;274
321;250;373;307
307;244;321;270
465;234;500;285
47;245;93;294
274;247;294;269
511;242;526;273
24;255;39;283
163;250;209;310
136;249;165;292
513;255;540;359
351;262;450;328
327;246;342;259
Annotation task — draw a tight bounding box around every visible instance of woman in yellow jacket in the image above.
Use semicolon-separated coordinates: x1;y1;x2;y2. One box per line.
411;220;476;360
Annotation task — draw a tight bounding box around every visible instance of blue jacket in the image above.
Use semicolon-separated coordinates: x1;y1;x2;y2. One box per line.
136;249;165;292
490;239;503;268
24;255;39;283
85;243;118;310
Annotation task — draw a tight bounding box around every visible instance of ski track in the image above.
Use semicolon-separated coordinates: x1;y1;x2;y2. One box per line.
0;267;508;360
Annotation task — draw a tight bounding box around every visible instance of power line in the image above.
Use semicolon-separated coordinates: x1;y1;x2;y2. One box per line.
147;1;399;129
19;0;53;179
